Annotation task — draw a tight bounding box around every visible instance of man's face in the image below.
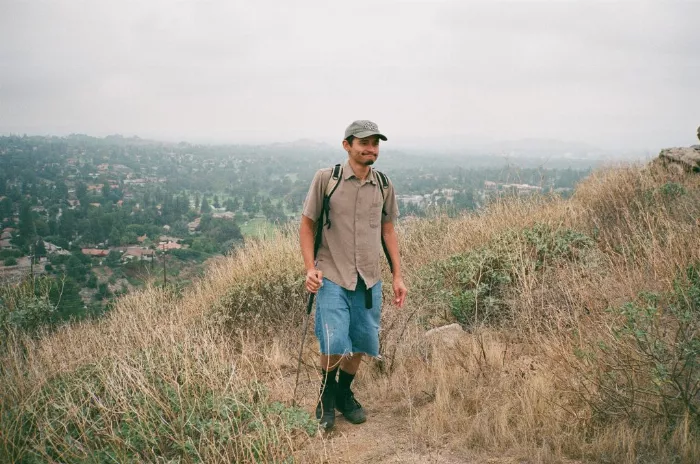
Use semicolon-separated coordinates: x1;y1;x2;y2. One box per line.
343;135;380;166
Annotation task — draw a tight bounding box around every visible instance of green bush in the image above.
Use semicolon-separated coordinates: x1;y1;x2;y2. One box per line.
0;249;22;259
585;262;700;432
659;181;686;200
0;278;56;336
3;257;17;266
1;356;316;463
424;248;512;326
212;271;307;328
171;247;210;261
417;223;595;327
520;223;594;269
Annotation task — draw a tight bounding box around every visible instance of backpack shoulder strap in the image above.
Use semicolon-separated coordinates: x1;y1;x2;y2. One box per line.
372;169;394;274
373;169;390;208
374;169;389;190
325;164;342;198
314;164;342;259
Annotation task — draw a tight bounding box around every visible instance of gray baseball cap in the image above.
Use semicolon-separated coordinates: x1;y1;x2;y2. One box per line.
344;120;388;141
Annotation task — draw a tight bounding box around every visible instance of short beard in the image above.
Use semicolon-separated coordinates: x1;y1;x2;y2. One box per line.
363;159;375;166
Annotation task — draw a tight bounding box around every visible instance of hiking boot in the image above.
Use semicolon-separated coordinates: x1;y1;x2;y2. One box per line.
315;381;336;430
335;388;366;424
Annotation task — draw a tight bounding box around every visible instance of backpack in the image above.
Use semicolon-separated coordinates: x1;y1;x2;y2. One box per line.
313;164;393;273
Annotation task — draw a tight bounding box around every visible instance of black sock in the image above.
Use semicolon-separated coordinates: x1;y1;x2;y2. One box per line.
320;367;338;391
338;369;355;391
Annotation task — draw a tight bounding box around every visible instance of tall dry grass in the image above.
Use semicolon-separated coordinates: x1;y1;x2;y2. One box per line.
371;162;700;463
1;161;699;463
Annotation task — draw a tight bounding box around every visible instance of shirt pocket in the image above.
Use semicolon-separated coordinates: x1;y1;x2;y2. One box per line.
369;201;382;228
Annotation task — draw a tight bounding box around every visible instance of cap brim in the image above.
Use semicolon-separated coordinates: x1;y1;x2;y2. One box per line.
354;131;388;141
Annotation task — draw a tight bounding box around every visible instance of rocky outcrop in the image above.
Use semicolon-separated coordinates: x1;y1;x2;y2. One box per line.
658;146;700;173
423;323;465;348
656;127;700;173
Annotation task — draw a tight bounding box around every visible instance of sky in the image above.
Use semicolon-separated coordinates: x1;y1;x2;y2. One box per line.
1;0;699;152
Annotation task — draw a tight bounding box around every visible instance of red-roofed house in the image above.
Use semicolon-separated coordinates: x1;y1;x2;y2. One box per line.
82;248;109;257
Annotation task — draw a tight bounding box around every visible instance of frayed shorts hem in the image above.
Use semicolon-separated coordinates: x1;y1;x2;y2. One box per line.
314;277;382;358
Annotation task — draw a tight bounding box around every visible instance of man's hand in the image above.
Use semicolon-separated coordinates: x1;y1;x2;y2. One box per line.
305;269;323;293
392;276;407;308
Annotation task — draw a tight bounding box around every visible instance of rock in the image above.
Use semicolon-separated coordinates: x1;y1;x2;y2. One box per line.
423;323;465;348
658;146;700;173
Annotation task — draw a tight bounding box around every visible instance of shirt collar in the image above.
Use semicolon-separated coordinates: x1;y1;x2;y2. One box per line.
343;161;376;184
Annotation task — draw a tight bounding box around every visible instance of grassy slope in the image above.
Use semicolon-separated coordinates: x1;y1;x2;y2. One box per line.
1;160;699;463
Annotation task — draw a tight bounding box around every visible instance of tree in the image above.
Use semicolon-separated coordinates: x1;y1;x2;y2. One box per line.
109;227;122;246
105;250;122;267
35;218;49;237
0;197;13;220
58;209;78;240
206;219;243;245
200;197;212;214
17;200;36;249
243;195;258;214
224;198;239;212
191;237;218;253
54;181;69;200
95;282;111;300
67;254;88;282
34;240;47;259
76;181;88;201
49;276;84;320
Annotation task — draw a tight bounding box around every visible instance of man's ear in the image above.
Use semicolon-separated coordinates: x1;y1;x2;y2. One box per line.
342;139;351;151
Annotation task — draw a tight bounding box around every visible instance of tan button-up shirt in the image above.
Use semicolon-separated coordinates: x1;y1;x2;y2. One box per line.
303;161;399;291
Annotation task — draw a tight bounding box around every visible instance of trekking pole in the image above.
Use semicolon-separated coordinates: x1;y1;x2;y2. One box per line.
292;292;315;406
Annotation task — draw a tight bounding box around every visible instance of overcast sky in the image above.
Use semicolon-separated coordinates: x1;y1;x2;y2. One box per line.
1;0;698;151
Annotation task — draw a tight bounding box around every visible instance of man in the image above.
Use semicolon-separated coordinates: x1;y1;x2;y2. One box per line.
300;120;407;430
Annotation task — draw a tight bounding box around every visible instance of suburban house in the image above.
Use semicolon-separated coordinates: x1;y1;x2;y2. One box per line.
122;247;155;262
81;248;109;257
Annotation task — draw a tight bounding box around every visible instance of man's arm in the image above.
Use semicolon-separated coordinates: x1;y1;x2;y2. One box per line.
300;215;316;272
300;170;328;294
381;221;407;307
300;215;322;293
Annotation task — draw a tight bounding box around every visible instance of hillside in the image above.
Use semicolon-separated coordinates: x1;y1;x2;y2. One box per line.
1;150;699;463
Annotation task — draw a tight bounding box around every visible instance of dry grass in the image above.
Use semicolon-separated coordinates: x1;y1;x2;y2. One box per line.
2;161;699;463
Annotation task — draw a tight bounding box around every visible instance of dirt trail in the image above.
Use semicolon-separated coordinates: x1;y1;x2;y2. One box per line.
287;358;584;464
291;384;505;464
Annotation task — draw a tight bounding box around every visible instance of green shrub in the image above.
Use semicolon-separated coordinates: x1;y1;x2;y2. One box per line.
0;249;22;259
212;271;307;328
0;278;56;336
424;248;513;326
659;181;686;199
417;223;595;327
0;356;316;463
520;223;595;269
585;262;700;432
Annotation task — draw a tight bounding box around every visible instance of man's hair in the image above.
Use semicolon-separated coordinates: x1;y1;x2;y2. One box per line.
345;135;355;145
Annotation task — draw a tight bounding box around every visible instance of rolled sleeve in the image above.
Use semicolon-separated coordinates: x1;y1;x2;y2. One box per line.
382;179;400;224
302;169;330;222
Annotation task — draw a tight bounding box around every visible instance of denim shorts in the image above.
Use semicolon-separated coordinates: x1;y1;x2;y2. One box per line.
315;276;382;357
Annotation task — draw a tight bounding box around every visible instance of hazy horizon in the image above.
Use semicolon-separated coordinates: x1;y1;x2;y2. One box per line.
1;1;698;152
